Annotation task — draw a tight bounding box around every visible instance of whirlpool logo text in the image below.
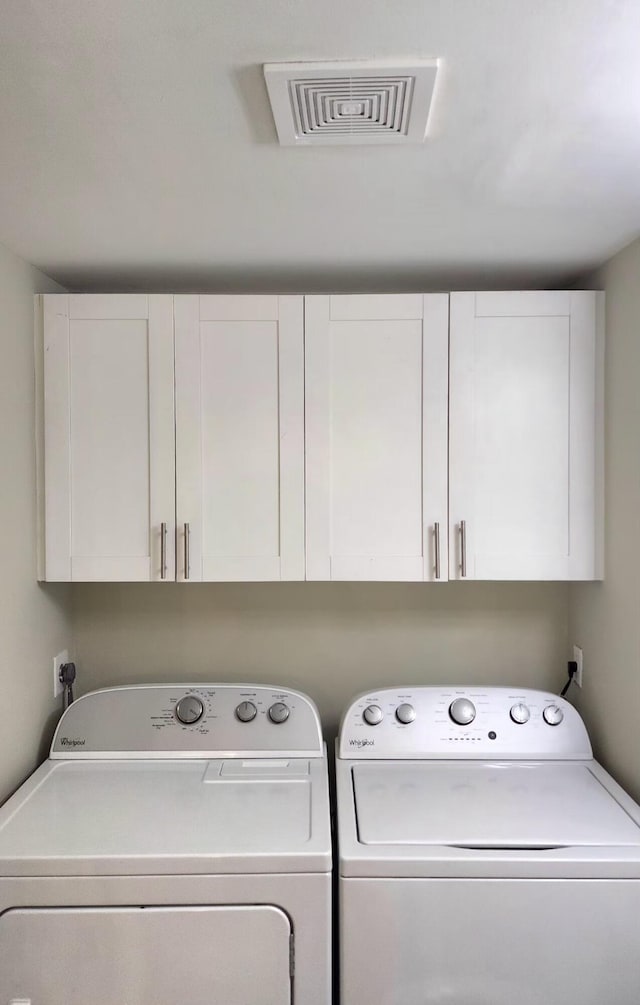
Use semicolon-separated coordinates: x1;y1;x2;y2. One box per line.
349;738;374;748
60;737;86;747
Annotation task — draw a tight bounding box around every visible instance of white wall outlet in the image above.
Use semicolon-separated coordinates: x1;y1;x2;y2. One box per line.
573;645;583;688
53;649;69;699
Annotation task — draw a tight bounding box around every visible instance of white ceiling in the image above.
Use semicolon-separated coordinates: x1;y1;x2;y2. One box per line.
1;0;640;291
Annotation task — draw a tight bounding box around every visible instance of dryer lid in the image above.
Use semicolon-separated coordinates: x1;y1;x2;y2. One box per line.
353;762;640;848
0;757;331;876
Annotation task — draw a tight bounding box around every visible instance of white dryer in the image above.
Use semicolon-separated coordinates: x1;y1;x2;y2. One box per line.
337;686;640;1005
0;683;331;1005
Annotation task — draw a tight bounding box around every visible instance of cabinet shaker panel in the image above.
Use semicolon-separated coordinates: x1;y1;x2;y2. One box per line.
174;295;304;581
449;291;603;580
40;294;175;581
305;294;449;581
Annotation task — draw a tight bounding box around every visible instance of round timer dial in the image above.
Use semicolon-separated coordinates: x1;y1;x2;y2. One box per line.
543;704;564;726
235;701;257;723
449;698;476;725
269;702;290;724
363;705;384;726
395;703;416;724
175;695;204;725
510;703;531;725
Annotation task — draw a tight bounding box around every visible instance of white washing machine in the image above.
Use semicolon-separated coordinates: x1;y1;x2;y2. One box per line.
336;686;640;1005
0;683;331;1005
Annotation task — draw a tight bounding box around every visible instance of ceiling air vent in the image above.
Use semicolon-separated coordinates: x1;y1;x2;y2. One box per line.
263;59;439;146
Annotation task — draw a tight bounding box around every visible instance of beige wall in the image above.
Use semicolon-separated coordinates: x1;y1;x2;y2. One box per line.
0;243;71;803
0;232;631;798
570;236;640;801
72;581;568;736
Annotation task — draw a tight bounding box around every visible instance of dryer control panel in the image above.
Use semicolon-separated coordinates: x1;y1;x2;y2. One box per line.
338;687;592;760
51;684;324;759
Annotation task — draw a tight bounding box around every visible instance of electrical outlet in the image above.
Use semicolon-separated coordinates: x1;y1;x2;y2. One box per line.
573;645;583;688
53;649;69;699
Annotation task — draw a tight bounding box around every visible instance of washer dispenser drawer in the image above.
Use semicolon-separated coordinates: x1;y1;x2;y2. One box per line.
0;905;291;1004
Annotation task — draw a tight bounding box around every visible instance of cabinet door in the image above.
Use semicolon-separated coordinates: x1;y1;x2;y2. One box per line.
305;295;449;581
41;294;175;582
175;296;304;581
449;291;604;580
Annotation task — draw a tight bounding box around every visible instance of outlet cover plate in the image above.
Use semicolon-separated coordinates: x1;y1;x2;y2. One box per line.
53;649;69;699
573;645;583;688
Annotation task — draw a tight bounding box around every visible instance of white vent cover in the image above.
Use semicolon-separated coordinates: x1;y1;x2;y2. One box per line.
264;59;439;146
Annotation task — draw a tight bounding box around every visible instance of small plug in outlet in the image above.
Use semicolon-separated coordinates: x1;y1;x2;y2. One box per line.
573;645;583;688
53;649;69;699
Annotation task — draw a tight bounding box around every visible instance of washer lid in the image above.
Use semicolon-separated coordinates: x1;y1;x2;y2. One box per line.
0;758;331;876
353;762;640;848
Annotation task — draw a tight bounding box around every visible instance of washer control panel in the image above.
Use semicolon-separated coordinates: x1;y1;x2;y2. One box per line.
338;687;592;760
51;684;323;758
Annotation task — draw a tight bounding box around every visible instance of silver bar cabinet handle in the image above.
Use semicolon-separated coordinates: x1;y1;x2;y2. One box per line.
434;522;441;580
160;522;167;580
460;520;467;578
184;522;190;580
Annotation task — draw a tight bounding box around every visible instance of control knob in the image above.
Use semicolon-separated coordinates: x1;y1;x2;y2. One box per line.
449;698;476;725
510;703;531;725
543;704;564;726
363;705;384;726
235;700;257;723
175;695;204;725
396;703;416;725
269;702;290;724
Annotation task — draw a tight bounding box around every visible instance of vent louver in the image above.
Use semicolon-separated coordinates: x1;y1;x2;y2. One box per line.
264;59;439;146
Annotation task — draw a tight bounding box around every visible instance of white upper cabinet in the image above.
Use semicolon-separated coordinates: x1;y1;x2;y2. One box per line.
174;296;304;581
449;291;604;580
39;289;603;583
40;295;175;582
305;295;449;581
